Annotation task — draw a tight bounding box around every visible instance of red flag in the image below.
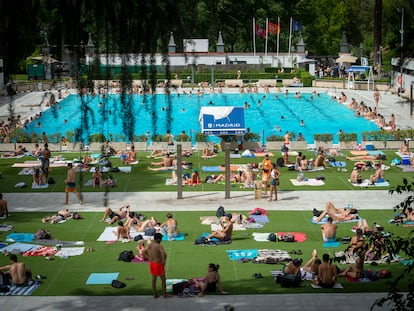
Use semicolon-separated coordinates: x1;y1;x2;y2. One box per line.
268;21;280;35
255;24;267;39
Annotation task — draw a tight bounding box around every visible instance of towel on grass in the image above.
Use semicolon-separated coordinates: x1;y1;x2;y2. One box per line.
311;283;344;289
0;281;41;296
200;216;219;225
323;240;340;248
329;161;347;167
230;154;241;158
248;215;269;223
278;232;307;242
211;223;246;231
368;150;385;156
397;165;414;173
1;154;25;159
0;224;14;232
227;249;258;260
86;273;119;285
32;183;49;189
311;216;361;225
253;232;272;242
118;166;132;173
348;179;390;187
23;246;57;257
55;247;85;257
162;233;186;241
202;166;223;172
254;152;274;157
350;151;368;156
18;168;35;175
0;243;40;254
6;233;35;243
290;179;325;186
165;178;185;186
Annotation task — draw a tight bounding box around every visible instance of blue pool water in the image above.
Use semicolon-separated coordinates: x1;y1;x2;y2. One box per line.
26;92;379;144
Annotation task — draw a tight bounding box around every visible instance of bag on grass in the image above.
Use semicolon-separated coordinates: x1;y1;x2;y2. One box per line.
172;281;190;295
276;274;301;288
268;233;277;242
35;229;51;240
145;228;156;236
111;279;126;288
216;206;226;218
194;236;207;245
279;234;294;242
118;250;134;262
72;212;82;220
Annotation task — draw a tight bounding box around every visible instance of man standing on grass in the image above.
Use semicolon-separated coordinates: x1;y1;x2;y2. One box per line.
0;192;9;218
142;233;172;298
41;143;51;181
64;163;83;205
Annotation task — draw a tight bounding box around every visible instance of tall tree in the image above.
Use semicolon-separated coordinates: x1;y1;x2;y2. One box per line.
373;0;383;66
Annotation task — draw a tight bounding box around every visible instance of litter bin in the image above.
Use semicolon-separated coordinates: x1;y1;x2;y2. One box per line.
254;180;262;200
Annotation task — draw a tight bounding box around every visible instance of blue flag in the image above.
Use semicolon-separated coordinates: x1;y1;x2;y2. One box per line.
293;19;302;31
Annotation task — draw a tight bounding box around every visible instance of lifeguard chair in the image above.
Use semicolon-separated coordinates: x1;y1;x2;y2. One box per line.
347;65;374;91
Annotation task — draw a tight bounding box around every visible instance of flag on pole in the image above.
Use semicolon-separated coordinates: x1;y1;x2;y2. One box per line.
292;19;302;31
255;24;267;39
268;21;280;35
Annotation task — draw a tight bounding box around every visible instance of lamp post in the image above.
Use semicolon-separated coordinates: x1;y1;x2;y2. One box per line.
359;43;364;65
398;7;404;94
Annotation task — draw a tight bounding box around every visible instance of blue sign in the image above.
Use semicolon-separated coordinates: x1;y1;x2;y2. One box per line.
200;106;245;135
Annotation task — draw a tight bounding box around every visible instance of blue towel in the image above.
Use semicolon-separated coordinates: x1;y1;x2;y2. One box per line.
201;232;220;242
162;233;185;241
5;233;35;243
227;249;258;260
0;243;40;253
323;240;340;248
86;272;119;285
329;161;346;167
367;150;384;156
249;215;270;223
202;166;222;172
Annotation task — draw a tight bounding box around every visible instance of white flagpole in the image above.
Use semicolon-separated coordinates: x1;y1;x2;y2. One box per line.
253;17;256;56
276;16;280;60
265;18;269;56
288;17;293;66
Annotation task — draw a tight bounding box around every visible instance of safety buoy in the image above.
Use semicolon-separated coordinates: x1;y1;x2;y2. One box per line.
398;74;402;84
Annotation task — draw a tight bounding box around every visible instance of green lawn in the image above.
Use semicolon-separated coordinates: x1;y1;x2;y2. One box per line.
0;210;410;296
0;149;412;193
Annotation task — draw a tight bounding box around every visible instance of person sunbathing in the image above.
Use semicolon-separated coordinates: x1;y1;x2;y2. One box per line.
320;217;337;241
147;149;169;159
369;163;384;184
313;253;337;288
33;167;46;186
123;145;136;164
42;209;72;224
314;201;358;223
399;141;410;156
338;247;364;279
313;150;327;168
100;205;130;224
160;213;178;240
349;167;363;184
347;229;365;255
302;249;322;277
346;154;381;161
202;148;217;158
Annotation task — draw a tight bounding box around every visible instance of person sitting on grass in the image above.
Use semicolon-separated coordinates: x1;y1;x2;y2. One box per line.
301;249;322;278
113;220;131;242
312;253;337;288
123;144;136;165
201;148;217;158
369;162;384;185
92;166;103;188
338;247;365;279
160;213;178;241
283;258;302;277
0;254;33;286
313;149;327;168
192;263;228;296
320;217;337;242
347;228;365;255
33;167;46;186
350;166;363;184
205;215;233;241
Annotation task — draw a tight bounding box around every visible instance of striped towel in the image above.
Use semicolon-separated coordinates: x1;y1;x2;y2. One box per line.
0;281;41;296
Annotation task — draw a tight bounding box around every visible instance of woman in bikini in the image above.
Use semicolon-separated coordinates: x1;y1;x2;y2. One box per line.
193;263;228;296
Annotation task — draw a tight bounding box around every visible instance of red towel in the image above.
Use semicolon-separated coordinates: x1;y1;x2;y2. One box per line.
277;232;307;242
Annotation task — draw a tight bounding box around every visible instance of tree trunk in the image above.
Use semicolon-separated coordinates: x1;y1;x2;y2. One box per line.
373;0;382;66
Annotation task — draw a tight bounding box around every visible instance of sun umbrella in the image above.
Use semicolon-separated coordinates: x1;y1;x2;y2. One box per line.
31;56;60;64
336;54;358;63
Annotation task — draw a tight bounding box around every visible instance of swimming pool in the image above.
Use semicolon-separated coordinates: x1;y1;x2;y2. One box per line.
25;91;379;144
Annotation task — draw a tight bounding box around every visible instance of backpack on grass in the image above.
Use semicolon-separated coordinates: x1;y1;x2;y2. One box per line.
118;250;134;262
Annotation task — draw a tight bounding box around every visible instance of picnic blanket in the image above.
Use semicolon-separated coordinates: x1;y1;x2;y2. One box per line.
211;223;246;231
252;232;273;242
254;152;274;157
248;215;269;223
348;179;390;187
5;233;35;243
0;281;41;296
201;166;223;172
226;249;258;260
12;161;68;168
86;273;119;285
18;167;35;175
200;216;219;225
290;179;325;186
0;242;40;254
54;247;85;257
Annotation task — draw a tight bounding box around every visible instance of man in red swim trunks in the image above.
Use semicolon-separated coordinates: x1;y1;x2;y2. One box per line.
142;233;172;298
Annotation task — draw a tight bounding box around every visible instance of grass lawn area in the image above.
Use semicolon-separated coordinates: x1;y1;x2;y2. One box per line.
0;210;410;296
0;149;412;193
0;148;412;296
